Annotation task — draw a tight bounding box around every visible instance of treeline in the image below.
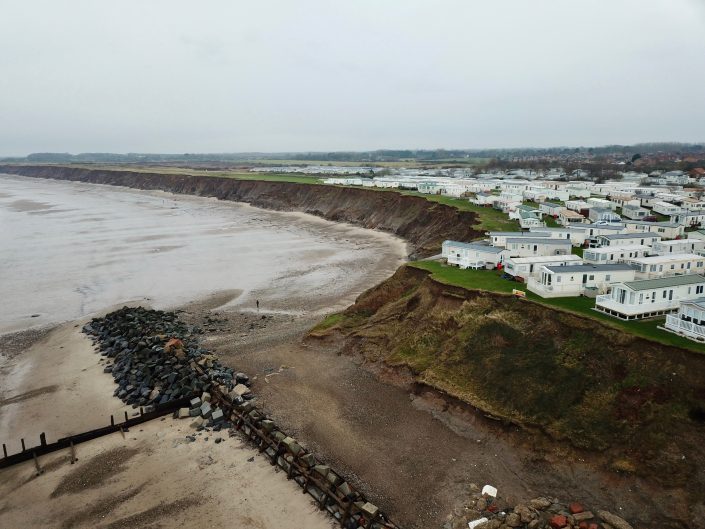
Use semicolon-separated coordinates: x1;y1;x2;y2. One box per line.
2;143;704;165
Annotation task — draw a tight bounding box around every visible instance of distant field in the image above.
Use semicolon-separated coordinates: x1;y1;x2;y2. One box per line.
410;260;705;354
239;158;491;168
20;164;325;185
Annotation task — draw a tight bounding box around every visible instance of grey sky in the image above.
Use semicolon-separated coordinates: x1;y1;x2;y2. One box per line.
1;0;704;156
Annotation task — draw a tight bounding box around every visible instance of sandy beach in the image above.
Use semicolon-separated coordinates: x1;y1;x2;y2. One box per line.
0;175;406;529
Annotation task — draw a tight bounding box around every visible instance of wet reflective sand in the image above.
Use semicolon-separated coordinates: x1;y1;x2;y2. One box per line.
0;174;407;334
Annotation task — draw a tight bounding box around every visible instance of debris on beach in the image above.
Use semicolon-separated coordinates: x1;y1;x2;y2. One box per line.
444;487;633;529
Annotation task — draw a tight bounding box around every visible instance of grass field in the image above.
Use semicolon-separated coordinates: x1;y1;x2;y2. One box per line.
410;260;705;354
34;164;325;185
398;191;518;232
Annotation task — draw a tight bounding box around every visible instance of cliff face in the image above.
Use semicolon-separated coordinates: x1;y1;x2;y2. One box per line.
320;266;705;496
0;165;483;256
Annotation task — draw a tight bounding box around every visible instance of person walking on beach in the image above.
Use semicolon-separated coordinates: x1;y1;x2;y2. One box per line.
256;299;260;312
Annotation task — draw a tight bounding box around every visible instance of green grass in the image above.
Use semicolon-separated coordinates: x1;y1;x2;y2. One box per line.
544;216;560;227
309;313;344;334
572;246;584;257
398;191;518;232
213;172;323;184
410;260;705;354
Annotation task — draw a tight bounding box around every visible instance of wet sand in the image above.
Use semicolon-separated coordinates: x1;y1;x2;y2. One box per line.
0;174;407;334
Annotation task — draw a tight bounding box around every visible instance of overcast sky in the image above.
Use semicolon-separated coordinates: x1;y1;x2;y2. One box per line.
1;0;704;156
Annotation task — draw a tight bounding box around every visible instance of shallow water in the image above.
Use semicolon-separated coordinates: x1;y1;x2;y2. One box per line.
0;174;406;334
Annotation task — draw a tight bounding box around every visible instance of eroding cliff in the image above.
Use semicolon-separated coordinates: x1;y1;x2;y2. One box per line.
0;165;483;256
317;265;705;498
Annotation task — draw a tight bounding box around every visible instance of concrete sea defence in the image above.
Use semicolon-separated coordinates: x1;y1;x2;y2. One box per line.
0;164;484;257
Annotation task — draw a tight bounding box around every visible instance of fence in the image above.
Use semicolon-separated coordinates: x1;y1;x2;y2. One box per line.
0;396;191;470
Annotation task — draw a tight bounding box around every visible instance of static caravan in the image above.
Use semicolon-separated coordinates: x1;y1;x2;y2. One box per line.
527;264;635;298
488;231;549;248
539;202;564;217
681;198;705;211
587;197;615;210
571;224;625;244
671;210;705;228
505;238;572;258
664;298;705;342
622;204;650;220
595;274;705;320
558;209;586;226
625;253;705;280
622;220;684;240
583;245;650;265
651;239;705;255
566;187;591;198
515;208;545;229
593;233;661;248
609;192;638;208
565;200;589;212
652;201;683;216
441;241;507;269
503;255;583;281
528;227;572;241
470;192;496;206
588;207;621;223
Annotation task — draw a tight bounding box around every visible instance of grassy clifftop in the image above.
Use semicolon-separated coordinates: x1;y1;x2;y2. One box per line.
314;265;705;491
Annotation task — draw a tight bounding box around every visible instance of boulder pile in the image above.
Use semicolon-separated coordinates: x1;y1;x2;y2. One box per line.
447;487;634;529
83;306;248;409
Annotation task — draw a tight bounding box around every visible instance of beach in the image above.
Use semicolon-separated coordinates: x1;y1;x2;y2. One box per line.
0;174;406;529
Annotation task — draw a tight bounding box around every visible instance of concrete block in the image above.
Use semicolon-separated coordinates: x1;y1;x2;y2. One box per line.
260;419;275;433
211;408;224;423
481;484;497;498
313;464;330;477
201;391;211;403
178;407;190;419
300;453;316;468
232;383;251;397
189;397;202;408
337;481;352;497
200;401;212;418
282;436;303;456
361;502;379;518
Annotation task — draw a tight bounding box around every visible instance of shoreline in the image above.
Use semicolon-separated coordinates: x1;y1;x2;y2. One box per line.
0;173;408;336
0;175;409;528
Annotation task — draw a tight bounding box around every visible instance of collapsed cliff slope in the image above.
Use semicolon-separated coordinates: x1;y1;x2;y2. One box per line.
316;265;705;496
0;165;483;256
